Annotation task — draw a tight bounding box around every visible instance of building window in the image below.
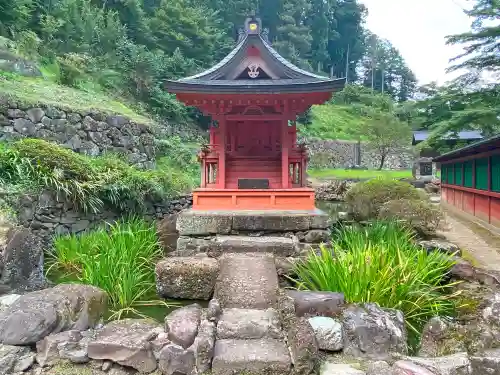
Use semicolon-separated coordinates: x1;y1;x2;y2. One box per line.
464;160;474;188
454;162;463;185
441;165;447;183
492;155;500;193
475;157;489;190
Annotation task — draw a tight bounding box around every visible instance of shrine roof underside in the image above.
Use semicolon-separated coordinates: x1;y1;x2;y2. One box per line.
165;17;346;95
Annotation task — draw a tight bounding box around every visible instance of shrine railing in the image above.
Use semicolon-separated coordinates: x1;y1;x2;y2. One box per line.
198;144;219;188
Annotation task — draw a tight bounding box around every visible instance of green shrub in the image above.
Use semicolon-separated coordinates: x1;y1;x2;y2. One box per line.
46;218;173;320
0;139;193;213
345;178;424;220
291;221;458;339
378;199;443;236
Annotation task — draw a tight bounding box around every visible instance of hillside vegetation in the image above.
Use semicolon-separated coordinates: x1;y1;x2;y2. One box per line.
0;72;152;124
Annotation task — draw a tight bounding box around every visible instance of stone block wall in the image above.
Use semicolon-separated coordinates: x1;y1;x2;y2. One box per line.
0;98;157;168
308;139;415;170
13;190;193;244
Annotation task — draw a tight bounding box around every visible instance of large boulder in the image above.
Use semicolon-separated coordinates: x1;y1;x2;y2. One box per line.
156;257;219;300
87;319;161;373
0;228;48;292
0;284;107;345
165;304;202;349
342;303;407;360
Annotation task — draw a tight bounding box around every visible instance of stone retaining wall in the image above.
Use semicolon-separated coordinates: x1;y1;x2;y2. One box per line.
308;139;415;170
12;190;193;243
0;98;157;168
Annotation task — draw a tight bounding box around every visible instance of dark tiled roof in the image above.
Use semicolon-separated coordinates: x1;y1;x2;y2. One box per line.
165;77;346;94
433;133;500;162
166;32;343;93
413;130;484;143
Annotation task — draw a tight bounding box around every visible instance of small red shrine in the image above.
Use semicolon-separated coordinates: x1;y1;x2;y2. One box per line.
165;17;345;211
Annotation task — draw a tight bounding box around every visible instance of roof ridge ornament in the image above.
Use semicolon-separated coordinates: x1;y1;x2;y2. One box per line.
245;17;262;35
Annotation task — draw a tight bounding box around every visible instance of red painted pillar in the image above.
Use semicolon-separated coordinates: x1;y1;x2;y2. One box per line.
218;118;226;189
281;119;289;189
201;159;206;188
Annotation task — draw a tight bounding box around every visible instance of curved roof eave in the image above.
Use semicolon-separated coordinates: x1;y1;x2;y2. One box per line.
165;77;346;94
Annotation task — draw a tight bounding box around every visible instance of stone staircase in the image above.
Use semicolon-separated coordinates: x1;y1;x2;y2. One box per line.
212;253;292;375
156;209;332;374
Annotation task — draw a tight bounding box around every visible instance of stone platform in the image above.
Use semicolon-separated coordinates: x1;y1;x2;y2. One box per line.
172;209;331;257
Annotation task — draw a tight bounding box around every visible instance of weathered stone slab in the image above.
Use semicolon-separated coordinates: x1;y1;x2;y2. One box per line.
287;290;345;317
156;257;219;300
176;210;232;236
213;235;298;257
232;211;314;232
212;339;292;375
215;253;279;309
87;319;161;373
217;308;281;340
175;237;213;256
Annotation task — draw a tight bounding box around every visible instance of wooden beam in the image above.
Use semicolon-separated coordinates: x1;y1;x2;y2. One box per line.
438;147;500;164
441;183;500;199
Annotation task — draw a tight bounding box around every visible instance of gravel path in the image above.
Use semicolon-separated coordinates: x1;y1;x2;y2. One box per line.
438;213;500;271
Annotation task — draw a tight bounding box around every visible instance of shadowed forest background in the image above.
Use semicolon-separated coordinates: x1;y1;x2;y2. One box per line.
0;0;498;152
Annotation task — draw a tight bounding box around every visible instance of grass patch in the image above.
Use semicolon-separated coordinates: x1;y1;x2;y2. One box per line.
290;221;459;345
0;73;152;124
299;104;368;141
308;168;412;180
46;218;176;321
0;139;193;213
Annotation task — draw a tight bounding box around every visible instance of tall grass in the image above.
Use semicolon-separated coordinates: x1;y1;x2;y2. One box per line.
291;221;459;338
46;218;173;320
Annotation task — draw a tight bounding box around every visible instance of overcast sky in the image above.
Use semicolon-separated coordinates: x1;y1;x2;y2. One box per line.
360;0;472;85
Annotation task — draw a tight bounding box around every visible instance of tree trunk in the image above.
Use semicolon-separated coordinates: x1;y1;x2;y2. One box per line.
378;154;386;170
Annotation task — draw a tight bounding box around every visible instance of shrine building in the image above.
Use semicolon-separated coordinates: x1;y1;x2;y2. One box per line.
165;17;346;211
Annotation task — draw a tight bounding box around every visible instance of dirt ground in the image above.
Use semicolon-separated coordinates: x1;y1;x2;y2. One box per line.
439;213;500;271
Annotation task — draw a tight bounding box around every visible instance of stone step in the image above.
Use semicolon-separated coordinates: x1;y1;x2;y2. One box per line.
212;339;292;375
216;308;282;340
214;253;279;309
214;235;298;257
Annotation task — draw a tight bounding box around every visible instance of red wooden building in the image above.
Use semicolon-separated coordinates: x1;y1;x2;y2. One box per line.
165;17;345;211
435;134;500;229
